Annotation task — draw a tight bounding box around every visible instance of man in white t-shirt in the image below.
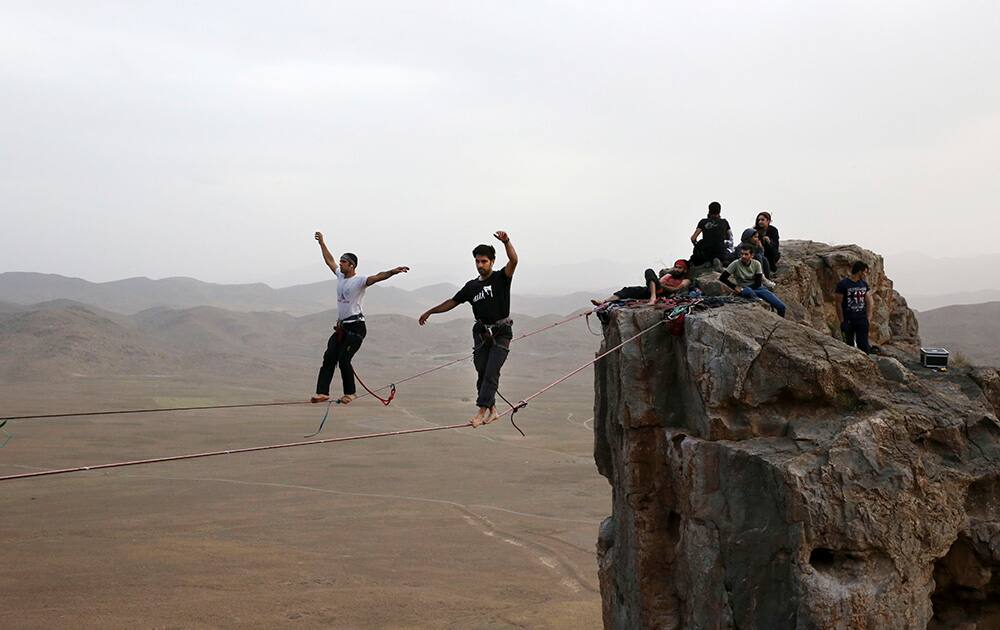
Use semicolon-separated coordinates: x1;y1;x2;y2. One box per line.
311;231;409;404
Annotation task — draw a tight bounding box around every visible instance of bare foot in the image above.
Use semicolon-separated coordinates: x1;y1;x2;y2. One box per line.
470;407;488;428
310;394;330;403
337;394;357;405
483;406;499;425
591;299;603;306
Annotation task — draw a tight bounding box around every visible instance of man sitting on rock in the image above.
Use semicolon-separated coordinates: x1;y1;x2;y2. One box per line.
592;260;692;307
835;261;873;353
719;244;786;317
740;228;776;285
690;201;733;269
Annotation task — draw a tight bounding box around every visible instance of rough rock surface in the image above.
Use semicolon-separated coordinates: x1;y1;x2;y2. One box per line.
689;240;920;350
594;303;1000;629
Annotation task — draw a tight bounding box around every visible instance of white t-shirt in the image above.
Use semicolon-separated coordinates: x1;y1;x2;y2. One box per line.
335;268;369;321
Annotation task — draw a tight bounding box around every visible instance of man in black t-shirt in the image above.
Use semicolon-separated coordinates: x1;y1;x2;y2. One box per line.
419;231;518;427
690;201;733;267
834;261;873;353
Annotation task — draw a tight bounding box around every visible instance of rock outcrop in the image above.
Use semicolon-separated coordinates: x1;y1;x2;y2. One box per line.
594;302;1000;628
690;240;920;350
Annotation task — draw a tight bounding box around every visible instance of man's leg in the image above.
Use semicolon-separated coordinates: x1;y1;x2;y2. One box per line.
471;329;491;425
841;321;857;347
337;323;366;399
476;334;511;415
739;287;756;300
753;287;786;317
313;332;341;401
854;319;871;353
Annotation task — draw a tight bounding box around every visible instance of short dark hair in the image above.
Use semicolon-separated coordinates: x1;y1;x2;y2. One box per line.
708;201;721;215
739;243;753;253
341;252;359;267
472;244;496;260
851;261;869;275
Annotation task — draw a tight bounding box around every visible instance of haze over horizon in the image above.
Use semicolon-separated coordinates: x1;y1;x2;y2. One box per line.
3;2;999;286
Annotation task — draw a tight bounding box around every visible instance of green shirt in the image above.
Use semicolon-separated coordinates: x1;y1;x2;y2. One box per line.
725;259;763;288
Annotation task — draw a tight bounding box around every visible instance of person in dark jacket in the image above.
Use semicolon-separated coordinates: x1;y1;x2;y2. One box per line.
755;211;780;272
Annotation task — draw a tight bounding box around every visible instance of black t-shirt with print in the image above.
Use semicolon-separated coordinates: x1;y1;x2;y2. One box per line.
697;217;731;245
835;278;869;321
453;271;512;323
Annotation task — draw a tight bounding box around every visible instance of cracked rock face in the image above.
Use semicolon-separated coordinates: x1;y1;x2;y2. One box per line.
594;304;1000;629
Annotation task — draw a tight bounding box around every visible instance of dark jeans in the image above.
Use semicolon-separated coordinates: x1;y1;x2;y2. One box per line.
315;320;367;396
841;318;870;353
740;286;786;317
472;324;512;408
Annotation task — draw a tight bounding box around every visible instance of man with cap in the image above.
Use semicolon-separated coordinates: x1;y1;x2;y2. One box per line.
592;260;692;306
418;231;518;428
311;231;410;404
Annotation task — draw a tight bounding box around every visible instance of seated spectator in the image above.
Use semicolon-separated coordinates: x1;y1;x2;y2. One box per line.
690;202;733;269
592;260;692;307
755;211;780;272
740;228;775;285
835;261;873;353
719;244;786;317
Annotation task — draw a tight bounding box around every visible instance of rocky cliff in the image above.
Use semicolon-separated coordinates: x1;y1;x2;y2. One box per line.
594;248;1000;629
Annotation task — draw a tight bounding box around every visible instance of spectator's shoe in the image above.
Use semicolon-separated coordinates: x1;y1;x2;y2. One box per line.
712;258;724;272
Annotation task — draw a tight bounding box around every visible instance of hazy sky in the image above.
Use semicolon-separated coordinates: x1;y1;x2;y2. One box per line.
2;1;999;287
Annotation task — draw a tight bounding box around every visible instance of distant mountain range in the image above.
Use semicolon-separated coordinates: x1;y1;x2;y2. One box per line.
0;272;603;318
0;299;599;384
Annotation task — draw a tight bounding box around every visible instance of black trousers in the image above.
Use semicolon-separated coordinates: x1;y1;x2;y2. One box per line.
841;319;870;353
692;240;728;266
315;320;367;396
472;324;512;408
614;269;660;300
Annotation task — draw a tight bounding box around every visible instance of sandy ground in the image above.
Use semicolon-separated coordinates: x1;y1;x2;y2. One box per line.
0;352;607;629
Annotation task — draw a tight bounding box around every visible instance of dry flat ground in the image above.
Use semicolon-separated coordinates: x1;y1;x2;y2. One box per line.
0;343;607;629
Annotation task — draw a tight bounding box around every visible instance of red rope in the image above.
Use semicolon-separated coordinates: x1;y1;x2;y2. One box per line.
352;371;395;406
0;317;663;483
0;400;312;422
0;423;471;481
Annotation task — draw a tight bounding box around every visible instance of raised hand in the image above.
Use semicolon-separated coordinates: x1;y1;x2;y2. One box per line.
315;232;324;244
493;231;509;244
392;266;411;275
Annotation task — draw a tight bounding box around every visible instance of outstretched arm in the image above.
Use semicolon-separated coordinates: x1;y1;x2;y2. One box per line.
315;232;338;274
495;231;517;277
365;266;410;287
419;299;459;326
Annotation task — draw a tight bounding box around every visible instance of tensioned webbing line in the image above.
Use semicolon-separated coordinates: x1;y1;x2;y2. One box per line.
0;310;594;423
0;318;662;482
